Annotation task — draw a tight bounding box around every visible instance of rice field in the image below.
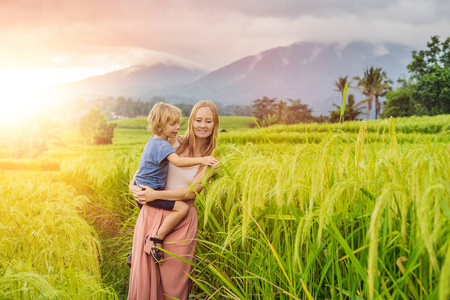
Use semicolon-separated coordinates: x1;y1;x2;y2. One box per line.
196;120;450;299
0;114;449;299
0;171;115;299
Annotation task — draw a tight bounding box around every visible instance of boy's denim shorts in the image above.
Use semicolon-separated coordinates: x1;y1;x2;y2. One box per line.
146;199;175;210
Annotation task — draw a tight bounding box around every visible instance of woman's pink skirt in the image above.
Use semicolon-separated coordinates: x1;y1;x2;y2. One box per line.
127;199;198;300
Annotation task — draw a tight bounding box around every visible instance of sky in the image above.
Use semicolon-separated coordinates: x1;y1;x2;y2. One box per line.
0;0;449;120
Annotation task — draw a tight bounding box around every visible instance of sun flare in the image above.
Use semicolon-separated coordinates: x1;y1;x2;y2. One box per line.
0;84;50;123
0;70;66;125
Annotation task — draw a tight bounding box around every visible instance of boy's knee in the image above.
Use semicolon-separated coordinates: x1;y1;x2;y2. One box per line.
180;202;189;216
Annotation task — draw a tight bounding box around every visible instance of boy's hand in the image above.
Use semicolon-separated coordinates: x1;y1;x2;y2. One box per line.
201;156;218;166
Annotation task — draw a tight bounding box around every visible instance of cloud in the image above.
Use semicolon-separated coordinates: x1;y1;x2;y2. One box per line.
179;0;389;19
178;0;450;24
0;0;449;77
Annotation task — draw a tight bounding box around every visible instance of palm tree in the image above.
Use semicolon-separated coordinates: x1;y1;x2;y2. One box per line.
334;75;353;97
276;100;288;124
353;67;391;120
329;94;364;123
334;76;353;122
353;67;376;119
373;73;393;119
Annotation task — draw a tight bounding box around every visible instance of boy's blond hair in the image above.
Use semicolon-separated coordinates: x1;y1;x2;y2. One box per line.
147;102;182;134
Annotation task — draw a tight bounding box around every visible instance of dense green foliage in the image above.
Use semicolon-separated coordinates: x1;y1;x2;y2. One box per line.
251;97;317;126
408;36;450;115
381;78;414;118
80;109;117;145
383;36;450;117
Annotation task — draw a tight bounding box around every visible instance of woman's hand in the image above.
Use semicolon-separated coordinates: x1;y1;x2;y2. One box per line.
212;161;220;170
130;184;143;199
132;185;157;205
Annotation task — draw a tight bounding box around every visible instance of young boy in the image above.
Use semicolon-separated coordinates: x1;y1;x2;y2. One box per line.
133;102;217;264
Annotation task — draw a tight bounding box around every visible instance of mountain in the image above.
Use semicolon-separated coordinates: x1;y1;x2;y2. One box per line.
167;41;412;115
53;41;413;115
52;63;207;100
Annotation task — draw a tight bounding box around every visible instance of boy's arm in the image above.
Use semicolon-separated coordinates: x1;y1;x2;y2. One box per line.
166;153;217;167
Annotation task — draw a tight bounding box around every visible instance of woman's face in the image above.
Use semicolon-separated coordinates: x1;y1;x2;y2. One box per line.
193;107;214;139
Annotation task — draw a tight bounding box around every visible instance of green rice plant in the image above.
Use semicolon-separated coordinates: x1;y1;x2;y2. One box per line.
58;147;144;298
59;148;140;213
0;171;116;299
192;121;450;299
113;129;151;146
218;125;449;145
111;117;148;129
0;158;60;171
259;114;450;135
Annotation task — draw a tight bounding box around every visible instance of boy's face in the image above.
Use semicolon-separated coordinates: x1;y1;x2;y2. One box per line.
159;119;180;140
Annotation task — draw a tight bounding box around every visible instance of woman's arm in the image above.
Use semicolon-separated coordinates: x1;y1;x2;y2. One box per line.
129;171;145;196
133;167;210;204
129;172;137;192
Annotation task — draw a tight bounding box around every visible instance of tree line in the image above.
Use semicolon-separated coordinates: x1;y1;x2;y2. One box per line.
67;96;253;120
383;36;449;117
251;35;449;126
347;36;449;120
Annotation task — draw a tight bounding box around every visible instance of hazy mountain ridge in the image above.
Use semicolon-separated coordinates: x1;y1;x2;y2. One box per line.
54;63;207;100
166;41;412;114
54;41;413;115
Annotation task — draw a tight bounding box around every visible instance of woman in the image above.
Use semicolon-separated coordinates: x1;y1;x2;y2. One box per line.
127;100;219;300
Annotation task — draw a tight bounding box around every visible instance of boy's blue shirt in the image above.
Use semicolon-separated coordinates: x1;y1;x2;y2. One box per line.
135;136;175;190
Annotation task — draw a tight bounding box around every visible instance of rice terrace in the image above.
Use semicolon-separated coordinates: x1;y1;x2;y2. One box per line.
0;112;449;299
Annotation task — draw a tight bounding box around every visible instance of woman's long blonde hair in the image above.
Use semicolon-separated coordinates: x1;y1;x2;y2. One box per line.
177;100;219;157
